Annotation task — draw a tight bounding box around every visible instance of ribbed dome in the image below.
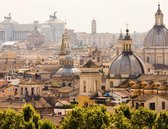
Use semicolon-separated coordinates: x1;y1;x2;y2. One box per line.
53;67;80;77
54;53;80;77
144;25;168;47
109;52;145;79
144;4;168;47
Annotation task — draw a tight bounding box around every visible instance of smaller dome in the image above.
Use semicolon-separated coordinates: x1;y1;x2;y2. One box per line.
54;53;81;77
109;52;145;79
53;67;80;77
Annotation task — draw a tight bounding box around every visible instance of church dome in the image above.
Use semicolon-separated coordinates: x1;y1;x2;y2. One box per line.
109;52;145;78
54;67;80;77
54;53;80;77
110;29;145;79
144;4;168;47
144;25;168;47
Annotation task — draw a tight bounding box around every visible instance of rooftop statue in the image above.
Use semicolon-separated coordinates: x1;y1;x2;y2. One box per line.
4;12;12;20
50;11;57;19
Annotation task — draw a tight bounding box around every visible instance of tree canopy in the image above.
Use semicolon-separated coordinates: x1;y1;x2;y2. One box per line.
60;106;112;129
1;104;168;129
60;104;168;129
0;104;56;129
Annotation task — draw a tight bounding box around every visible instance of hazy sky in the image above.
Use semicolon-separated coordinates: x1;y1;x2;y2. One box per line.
0;0;168;33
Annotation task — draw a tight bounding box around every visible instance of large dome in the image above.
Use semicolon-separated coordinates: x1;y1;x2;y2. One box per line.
144;25;168;47
144;4;168;47
109;52;145;79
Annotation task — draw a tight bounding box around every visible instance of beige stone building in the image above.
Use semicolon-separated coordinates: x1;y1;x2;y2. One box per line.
19;79;43;96
79;60;102;96
78;60;102;107
132;95;168;111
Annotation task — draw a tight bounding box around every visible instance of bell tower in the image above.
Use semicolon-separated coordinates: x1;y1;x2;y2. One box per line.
91;18;96;34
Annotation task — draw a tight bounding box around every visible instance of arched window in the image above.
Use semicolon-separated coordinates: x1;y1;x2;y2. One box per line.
94;80;98;92
25;88;28;95
147;57;150;63
101;86;105;91
126;44;128;51
110;82;113;88
83;81;86;92
31;87;34;96
14;89;17;95
21;87;23;95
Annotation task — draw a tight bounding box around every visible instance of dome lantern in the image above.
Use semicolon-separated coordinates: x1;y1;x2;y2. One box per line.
122;29;132;53
155;4;164;26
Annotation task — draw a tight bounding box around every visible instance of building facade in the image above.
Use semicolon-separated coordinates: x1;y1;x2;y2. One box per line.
0;12;65;43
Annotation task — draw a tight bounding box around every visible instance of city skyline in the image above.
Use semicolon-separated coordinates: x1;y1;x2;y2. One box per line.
0;0;168;33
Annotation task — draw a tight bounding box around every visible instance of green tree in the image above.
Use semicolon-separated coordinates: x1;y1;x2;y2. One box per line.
155;111;168;129
115;104;132;119
22;104;36;122
40;120;57;129
131;107;156;129
114;112;133;129
0;109;25;129
60;106;112;129
0;104;56;129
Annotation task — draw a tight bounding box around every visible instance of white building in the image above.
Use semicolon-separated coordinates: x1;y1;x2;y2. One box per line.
0;12;65;43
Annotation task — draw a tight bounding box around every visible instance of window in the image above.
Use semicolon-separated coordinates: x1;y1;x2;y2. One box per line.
101;86;105;91
149;103;155;110
141;103;144;107
126;44;128;51
31;87;34;96
83;81;86;92
110;82;113;88
94;80;98;92
25;88;28;95
162;102;165;109
21;87;23;95
83;86;86;92
147;57;149;63
135;102;139;109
